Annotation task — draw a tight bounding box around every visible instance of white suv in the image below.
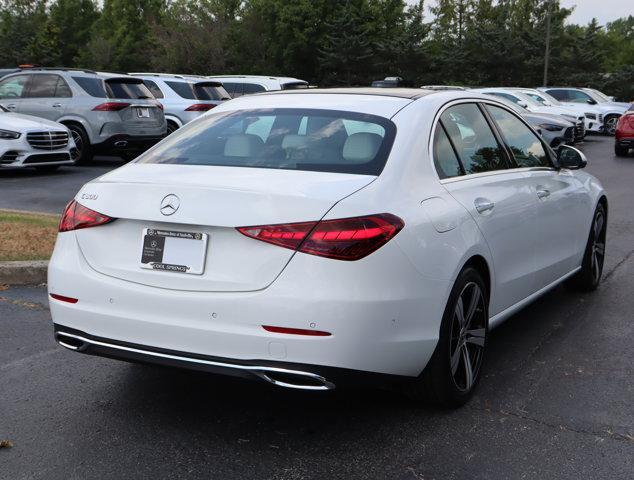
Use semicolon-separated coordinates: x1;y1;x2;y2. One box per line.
130;74;230;134
205;75;308;97
538;87;628;135
0;105;76;171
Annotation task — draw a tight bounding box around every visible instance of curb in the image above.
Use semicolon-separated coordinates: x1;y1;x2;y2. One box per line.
0;261;48;285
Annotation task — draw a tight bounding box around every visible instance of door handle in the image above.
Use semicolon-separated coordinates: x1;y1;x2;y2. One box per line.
474;198;495;214
52;103;62;108
536;188;550;199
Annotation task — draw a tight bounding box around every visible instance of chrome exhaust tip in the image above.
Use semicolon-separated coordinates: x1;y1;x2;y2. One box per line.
55;332;88;352
254;369;336;391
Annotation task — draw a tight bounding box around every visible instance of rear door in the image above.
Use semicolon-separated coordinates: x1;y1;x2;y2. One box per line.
18;73;72;121
0;74;30;113
485;104;589;285
438;102;539;315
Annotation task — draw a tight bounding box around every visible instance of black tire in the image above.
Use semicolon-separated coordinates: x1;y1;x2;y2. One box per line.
404;266;489;408
166;121;179;135
567;203;607;292
603;115;620;136
614;144;629;157
66;123;92;165
34;165;60;173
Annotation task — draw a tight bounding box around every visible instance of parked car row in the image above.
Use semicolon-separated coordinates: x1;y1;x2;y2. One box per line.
0;67;308;170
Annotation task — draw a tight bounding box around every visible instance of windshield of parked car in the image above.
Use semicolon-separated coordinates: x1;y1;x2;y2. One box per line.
137;108;396;175
524;91;563;106
587;88;611;102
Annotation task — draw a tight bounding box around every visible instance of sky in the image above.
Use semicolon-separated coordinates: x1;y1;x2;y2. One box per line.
411;0;633;26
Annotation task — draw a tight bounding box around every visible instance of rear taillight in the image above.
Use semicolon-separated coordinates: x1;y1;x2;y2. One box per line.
185;104;216;112
59;200;115;232
92;102;130;111
237;214;404;261
156;103;164;110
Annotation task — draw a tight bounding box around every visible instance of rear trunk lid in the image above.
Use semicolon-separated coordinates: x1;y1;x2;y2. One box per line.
74;164;375;292
104;77;165;134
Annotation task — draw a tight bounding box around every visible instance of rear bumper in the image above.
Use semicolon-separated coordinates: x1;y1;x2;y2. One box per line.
48;232;447;380
53;325;414;390
93;134;166;154
615;137;634;148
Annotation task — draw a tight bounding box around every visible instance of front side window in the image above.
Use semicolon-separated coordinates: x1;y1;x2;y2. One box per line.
487;105;551;168
138;108;396;176
440;104;508;174
0;75;30;99
433;124;463;179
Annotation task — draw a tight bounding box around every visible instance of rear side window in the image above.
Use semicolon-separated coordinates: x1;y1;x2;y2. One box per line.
194;82;230;100
487;105;551;169
138;108;396;176
105;79;154;99
72;76;107;97
440;104;508;174
433;124;463;179
26;74;71;98
222;82;242;97
0;74;30;99
165;81;196;99
143;80;164;99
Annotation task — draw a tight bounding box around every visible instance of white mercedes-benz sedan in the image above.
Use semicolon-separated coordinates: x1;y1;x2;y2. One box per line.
48;88;607;407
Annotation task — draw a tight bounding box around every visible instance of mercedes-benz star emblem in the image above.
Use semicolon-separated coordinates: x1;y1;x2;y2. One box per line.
160;194;180;216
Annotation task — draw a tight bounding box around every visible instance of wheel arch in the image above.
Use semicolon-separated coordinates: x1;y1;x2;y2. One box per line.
462;255;492;304
58;118;92;143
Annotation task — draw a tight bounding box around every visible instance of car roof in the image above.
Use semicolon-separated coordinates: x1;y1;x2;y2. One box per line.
259;87;434;100
207;75;305;82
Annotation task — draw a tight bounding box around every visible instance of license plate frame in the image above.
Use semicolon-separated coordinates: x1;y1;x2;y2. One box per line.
139;228;208;275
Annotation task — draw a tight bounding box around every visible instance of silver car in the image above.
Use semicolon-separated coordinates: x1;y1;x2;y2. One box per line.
130;73;230;134
0;68;167;163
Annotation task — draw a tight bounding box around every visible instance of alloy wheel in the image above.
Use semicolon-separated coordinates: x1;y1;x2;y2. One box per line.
605;117;618;136
591;210;606;284
449;282;486;392
71;129;84;158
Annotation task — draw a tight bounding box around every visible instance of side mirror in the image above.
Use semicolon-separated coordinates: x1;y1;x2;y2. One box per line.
557;145;587;169
586;98;597;105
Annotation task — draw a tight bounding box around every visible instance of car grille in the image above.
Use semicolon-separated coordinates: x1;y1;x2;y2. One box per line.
26;131;69;150
0;151;19;164
23;153;71;164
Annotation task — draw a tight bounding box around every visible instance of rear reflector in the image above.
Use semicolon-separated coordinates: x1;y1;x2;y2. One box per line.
50;293;78;304
237;213;404;261
185;103;216;112
263;326;331;336
92;102;130;111
59;200;115;232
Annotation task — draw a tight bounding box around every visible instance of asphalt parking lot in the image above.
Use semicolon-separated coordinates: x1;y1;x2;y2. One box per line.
1;136;633;479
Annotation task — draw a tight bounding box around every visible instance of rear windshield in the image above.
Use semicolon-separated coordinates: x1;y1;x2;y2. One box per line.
137;108;396;175
105;79;154;99
195;82;230;100
72;76;154;99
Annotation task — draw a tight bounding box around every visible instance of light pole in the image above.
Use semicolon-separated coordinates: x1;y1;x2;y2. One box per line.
543;0;553;87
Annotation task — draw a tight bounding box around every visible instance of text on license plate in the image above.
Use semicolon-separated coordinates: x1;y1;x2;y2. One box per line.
140;228;208;275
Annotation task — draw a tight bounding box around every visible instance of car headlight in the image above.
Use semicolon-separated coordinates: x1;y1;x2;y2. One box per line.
0;129;21;139
585;113;597;120
539;123;564;132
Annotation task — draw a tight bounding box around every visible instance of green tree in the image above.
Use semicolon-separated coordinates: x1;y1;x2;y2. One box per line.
48;0;99;66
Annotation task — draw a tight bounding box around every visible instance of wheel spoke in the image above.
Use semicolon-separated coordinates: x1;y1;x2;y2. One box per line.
461;345;474;390
595;241;605;256
465;328;486;347
454;296;465;328
464;285;481;328
594;214;604;238
592;253;600;280
451;345;462;375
